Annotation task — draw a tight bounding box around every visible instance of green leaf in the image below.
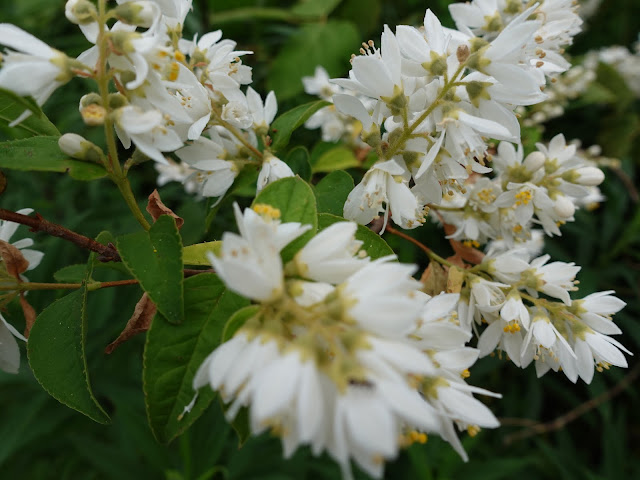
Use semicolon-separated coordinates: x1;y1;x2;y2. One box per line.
335;0;382;36
291;0;342;17
0;88;60;138
252;176;318;261
183;241;221;266
27;287;110;424
117;215;184;324
267;20;358;101
222;403;251;447
0;136;107;180
318;213;393;259
311;146;359;173
143;273;249;443
53;264;89;283
270;101;330;152
286;146;312;182
314;170;354;216
222;305;260;343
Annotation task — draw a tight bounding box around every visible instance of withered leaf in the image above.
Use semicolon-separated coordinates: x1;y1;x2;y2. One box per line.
147;189;184;229
443;222;485;265
105;293;156;354
0;240;29;278
446;266;466;294
20;293;36;338
421;261;448;296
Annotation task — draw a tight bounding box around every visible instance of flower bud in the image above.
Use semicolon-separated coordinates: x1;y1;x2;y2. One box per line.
114;1;159;28
79;92;102;109
80;104;107;126
523;151;545;172
574;167;605;186
553;195;575;219
59;133;104;163
65;0;97;25
108;92;128;110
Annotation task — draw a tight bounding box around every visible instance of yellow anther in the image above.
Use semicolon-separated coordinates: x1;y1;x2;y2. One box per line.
174;50;186;62
463;240;480;248
252;204;281;219
514;190;532;206
513;224;523;233
168;62;180;81
467;425;481;437
477;188;496;204
461;369;470;379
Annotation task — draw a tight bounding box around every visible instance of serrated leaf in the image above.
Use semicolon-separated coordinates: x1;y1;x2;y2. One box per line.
0;88;59;138
311;146;359;173
270;101;330;152
318;213;393;259
222;305;260;343
117;215;184;324
53;264;89;283
252;176;318;261
314;170;354;216
267;20;359;101
291;0;342;17
144;273;249;443
286;146;312;182
183;241;221;266
0;136;107;180
27;287;110;424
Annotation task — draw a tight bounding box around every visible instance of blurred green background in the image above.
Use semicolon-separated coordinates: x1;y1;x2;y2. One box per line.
1;0;639;479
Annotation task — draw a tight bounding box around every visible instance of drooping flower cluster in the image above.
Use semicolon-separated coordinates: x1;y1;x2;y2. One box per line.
193;204;500;478
436;133;606;248
301;2;584;230
453;248;631;384
0;209;44;374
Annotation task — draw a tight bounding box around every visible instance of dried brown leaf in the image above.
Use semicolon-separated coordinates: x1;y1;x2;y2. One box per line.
446;266;466;294
442;222;485;265
421;261;448;296
105;293;156;354
146;189;184;229
0;240;29;278
20;293;36;338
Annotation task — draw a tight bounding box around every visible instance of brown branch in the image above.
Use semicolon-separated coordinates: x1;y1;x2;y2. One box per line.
502;361;640;445
0;208;121;262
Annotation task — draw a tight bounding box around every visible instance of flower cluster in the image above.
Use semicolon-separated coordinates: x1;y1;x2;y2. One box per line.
193;204;500;478
1;0;293;202
455;249;631;384
436;133;606;248
315;1;585;230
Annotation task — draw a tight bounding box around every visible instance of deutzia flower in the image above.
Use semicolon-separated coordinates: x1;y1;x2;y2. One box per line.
257;154;295;193
0;313;26;374
0;24;79;124
1;208;45;275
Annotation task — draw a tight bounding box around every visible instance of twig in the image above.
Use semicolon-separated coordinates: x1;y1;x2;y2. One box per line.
502;362;640;445
385;225;455;267
0;208;121;262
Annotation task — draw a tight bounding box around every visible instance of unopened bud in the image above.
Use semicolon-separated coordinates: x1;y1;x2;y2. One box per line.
457;44;470;63
65;0;97;25
523;151;545;172
59;133;104;163
80;104;107;126
108;93;128;110
79;92;102;109
574;166;605;186
553;195;575;219
114;1;159;28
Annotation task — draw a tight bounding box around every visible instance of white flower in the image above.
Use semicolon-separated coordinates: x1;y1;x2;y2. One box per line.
207;204;311;302
0;24;76;124
574;331;632;384
0;312;27;374
529;255;580;305
246;86;277;130
572;291;625;335
292;222;368;284
0;208;44;272
339;257;424;337
115;105;183;164
257;154;294;193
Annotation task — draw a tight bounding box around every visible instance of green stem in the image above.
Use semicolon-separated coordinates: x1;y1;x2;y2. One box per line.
384;63;466;160
96;0;151;230
212;109;264;159
0;279;139;292
385;225;456;268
